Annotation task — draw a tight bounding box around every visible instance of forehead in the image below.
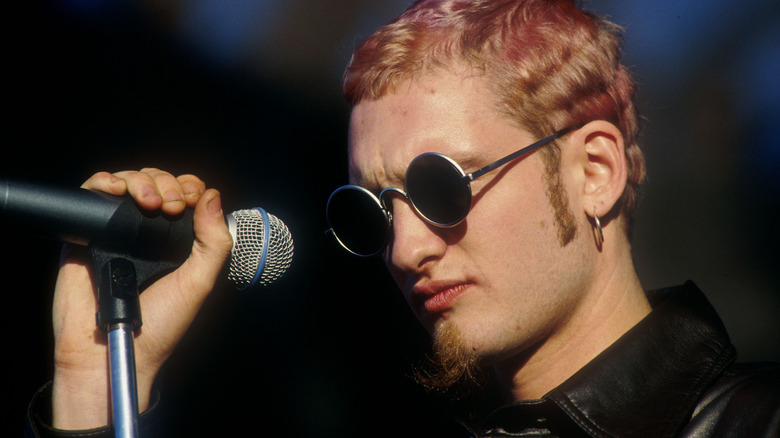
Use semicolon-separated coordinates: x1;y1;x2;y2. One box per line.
347;72;512;188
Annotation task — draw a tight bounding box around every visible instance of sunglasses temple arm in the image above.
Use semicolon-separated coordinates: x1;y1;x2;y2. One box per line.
466;122;585;181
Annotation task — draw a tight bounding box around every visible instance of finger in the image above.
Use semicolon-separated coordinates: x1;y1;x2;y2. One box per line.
80;171;127;195
111;170;164;210
139;168;189;215
176;174;206;207
113;168;187;215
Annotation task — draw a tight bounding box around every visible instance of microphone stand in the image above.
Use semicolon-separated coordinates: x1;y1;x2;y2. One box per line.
94;255;143;438
107;323;140;438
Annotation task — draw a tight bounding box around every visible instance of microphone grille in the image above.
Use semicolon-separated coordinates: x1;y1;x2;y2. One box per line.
227;208;294;289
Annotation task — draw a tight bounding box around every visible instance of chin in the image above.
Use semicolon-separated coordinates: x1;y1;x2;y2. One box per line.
447;323;534;367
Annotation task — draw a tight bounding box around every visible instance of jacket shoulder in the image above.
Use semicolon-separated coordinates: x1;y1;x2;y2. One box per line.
682;362;780;437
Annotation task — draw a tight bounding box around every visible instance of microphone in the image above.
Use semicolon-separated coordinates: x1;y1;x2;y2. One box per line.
1;177;294;290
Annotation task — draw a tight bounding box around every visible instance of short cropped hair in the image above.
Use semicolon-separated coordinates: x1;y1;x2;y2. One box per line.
344;0;646;221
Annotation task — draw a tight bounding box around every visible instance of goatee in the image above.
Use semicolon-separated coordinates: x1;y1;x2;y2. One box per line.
414;322;486;399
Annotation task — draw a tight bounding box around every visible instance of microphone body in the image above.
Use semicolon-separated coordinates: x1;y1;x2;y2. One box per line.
1;177;293;289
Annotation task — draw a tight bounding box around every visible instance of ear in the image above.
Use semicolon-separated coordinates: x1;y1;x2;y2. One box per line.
569;120;627;220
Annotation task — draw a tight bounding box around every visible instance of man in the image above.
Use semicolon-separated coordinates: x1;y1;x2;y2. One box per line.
325;1;779;435
26;0;779;437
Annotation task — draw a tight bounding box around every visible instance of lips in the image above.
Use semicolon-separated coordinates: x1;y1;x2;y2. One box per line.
412;280;473;316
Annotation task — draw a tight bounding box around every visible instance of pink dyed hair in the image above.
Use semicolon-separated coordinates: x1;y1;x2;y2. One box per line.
344;0;646;220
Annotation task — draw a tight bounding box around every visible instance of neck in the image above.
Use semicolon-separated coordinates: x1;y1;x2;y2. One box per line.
494;233;650;401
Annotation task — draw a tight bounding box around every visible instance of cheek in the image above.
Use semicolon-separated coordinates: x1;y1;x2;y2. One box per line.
463;175;573;297
467;181;553;257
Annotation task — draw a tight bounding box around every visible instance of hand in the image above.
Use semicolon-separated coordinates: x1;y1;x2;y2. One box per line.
50;168;234;429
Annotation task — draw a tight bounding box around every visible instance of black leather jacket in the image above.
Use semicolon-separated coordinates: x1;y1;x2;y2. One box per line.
454;282;780;437
25;282;779;437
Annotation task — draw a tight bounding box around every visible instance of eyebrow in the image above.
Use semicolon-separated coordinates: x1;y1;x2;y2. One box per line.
448;153;489;173
354;150;485;192
350;166;403;193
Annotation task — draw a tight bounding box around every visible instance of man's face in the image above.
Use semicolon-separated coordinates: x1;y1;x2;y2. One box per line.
347;72;593;367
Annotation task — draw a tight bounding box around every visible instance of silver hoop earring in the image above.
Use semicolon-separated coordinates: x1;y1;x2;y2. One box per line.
594;207;604;248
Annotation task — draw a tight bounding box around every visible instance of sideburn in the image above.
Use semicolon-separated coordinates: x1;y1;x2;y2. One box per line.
542;146;578;246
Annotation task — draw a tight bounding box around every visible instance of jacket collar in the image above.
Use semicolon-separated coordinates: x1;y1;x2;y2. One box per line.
480;282;737;437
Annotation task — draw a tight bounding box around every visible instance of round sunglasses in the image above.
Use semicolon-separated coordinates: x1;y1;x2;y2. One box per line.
326;123;583;256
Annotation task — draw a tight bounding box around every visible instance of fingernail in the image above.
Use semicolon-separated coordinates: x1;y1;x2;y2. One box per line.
182;184;201;202
163;190;183;203
207;192;223;216
142;185;160;199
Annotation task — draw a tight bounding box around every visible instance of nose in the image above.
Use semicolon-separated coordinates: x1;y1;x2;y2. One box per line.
385;196;447;273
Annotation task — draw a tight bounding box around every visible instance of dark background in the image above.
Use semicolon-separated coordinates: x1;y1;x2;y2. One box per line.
4;0;778;436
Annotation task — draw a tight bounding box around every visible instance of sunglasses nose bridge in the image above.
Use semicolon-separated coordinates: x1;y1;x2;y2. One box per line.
378;186;408;212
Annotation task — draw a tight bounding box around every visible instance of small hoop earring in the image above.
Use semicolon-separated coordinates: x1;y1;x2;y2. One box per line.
594;207;604;248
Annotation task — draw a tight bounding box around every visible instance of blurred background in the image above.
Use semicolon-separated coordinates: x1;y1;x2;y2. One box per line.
3;0;778;435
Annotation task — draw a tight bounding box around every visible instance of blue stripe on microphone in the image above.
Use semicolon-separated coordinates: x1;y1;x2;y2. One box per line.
247;207;270;289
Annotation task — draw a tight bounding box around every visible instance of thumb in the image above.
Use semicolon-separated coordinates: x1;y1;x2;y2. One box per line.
128;189;233;399
170;188;234;302
136;189;233;362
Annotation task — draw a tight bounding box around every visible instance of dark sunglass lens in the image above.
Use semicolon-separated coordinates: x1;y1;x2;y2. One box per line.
406;154;471;226
326;187;389;256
